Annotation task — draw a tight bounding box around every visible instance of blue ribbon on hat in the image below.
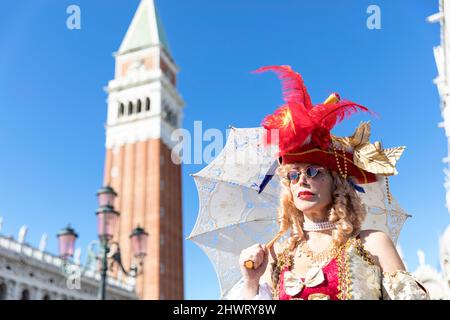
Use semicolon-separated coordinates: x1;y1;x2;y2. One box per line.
347;178;365;193
258;160;279;194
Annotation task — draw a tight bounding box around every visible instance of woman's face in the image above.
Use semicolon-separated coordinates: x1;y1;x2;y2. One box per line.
288;163;334;215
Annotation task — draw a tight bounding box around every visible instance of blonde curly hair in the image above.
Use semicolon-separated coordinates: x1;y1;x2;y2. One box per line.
268;163;367;252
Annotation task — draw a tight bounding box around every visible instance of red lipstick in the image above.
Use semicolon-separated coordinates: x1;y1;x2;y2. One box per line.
298;191;315;200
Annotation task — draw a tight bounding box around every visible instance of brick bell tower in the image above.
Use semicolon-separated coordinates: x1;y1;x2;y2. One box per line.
102;0;184;299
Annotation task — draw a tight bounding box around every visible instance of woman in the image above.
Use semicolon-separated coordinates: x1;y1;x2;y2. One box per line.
227;65;429;300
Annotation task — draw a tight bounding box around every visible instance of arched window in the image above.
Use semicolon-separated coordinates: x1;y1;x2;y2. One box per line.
128;101;133;115
0;283;7;300
145;97;151;111
21;289;30;300
137;99;142;113
165;109;177;127
172;113;178;127
118;103;124;117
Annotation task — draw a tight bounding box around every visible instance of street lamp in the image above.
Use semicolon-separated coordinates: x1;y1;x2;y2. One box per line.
96;204;119;300
107;226;148;281
96;205;120;242
57;225;83;289
130;226;149;259
57;224;78;260
95;185;147;300
96;185;117;207
57;186;147;300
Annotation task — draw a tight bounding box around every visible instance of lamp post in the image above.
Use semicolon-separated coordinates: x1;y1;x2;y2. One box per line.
57;186;148;300
96;204;119;300
57;225;83;290
57;224;78;260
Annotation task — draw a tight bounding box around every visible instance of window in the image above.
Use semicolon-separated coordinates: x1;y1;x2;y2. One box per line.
162;101;177;127
169;111;176;126
0;283;7;300
145;97;151;111
118;103;124;117
164;109;177;127
137;99;142;113
128;101;133;115
21;289;30;300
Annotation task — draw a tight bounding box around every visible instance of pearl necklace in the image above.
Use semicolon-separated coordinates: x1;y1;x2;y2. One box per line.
302;221;337;232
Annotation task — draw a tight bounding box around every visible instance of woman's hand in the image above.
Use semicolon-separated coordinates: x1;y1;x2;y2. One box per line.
239;243;269;285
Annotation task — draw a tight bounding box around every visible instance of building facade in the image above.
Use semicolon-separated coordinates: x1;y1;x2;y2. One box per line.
102;0;184;299
412;225;450;300
411;0;450;299
0;226;136;300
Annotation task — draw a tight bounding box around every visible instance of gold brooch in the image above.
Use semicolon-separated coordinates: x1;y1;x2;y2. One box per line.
308;293;330;300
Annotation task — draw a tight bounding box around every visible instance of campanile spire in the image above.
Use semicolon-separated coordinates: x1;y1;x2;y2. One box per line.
103;0;184;299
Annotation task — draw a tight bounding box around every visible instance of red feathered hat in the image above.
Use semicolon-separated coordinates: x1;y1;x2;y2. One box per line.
257;65;401;185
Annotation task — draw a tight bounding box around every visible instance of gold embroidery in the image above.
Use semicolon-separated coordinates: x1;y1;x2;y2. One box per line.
336;244;345;299
298;240;339;265
271;246;293;300
354;238;376;266
273;238;352;300
381;270;430;300
272;237;378;300
336;238;354;300
308;293;331;300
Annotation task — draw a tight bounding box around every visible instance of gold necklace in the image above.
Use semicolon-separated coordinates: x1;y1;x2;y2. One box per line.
297;239;339;265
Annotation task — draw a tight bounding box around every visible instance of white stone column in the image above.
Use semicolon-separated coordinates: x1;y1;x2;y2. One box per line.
6;280;17;300
29;286;38;300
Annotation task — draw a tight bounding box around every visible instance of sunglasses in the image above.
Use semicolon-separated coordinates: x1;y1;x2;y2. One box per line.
286;166;326;184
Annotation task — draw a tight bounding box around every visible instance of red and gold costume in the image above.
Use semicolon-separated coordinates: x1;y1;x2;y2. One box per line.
225;65;429;300
227;235;428;300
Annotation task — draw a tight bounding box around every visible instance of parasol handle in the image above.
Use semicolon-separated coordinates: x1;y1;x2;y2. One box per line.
243;233;281;269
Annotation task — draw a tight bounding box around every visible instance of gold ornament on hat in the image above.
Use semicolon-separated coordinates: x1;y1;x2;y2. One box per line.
331;121;405;204
332;121;405;177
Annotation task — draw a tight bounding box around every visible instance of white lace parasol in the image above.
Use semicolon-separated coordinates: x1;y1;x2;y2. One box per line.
188;126;411;298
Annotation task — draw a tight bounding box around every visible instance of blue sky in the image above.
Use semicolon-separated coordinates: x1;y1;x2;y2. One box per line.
0;0;448;300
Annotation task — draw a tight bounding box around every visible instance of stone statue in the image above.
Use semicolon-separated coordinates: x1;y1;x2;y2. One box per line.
417;249;426;266
74;248;82;265
440;225;450;286
18;225;28;244
39;233;48;252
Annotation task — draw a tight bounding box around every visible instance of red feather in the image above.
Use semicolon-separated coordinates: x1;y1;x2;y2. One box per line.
310;100;370;130
261;104;312;156
256;65;374;155
253;65;313;113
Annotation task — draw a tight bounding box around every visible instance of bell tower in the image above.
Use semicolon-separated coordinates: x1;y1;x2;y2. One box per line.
102;0;184;299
